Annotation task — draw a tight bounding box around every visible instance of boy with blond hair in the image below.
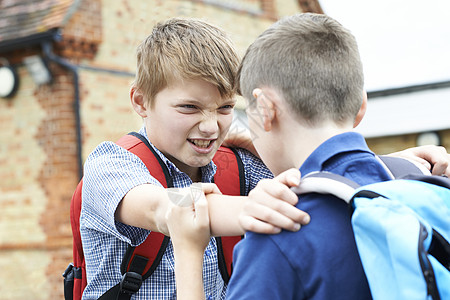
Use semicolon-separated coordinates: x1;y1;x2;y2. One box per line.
81;17;308;300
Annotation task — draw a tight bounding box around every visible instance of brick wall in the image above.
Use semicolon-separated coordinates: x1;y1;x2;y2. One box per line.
0;58;80;300
0;65;50;299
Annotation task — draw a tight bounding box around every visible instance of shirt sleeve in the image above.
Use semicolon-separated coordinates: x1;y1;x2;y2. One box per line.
226;233;301;300
235;148;273;195
81;141;162;246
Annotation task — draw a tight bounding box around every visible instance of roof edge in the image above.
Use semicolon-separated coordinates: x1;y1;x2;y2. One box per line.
367;80;450;99
62;0;82;26
0;28;61;54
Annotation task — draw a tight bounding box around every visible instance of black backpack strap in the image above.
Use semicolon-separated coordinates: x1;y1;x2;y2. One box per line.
99;234;170;300
229;147;246;196
98;273;140;300
120;232;171;280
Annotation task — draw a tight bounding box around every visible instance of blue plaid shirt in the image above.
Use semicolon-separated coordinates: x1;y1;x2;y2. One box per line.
80;126;273;299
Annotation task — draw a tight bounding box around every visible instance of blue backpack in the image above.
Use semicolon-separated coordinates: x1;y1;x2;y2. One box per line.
293;157;450;300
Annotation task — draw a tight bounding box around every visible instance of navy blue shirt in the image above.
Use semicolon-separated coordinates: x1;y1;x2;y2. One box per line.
226;132;392;300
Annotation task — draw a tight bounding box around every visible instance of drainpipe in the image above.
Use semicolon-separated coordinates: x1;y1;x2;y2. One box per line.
42;41;83;180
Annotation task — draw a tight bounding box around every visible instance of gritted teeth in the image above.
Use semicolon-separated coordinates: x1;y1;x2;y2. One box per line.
189;139;213;148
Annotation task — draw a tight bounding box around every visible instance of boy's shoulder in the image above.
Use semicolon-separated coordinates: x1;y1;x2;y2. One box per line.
231;147;265;169
83;139;155;183
86;140;134;163
232;146;272;177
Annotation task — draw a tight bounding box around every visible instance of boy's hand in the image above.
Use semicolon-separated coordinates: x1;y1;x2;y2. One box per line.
167;184;217;300
166;184;212;252
239;168;310;234
387;145;450;177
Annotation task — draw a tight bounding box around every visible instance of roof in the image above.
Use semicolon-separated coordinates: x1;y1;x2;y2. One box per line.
356;81;450;138
0;0;78;52
297;0;324;13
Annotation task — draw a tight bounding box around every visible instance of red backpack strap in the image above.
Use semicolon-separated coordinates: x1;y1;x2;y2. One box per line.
97;132;171;300
63;179;87;300
213;147;245;283
117;132;173;187
64;132;172;300
119;132;171;297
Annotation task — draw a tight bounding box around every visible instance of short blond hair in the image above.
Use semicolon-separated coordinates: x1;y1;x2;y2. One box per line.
133;18;240;105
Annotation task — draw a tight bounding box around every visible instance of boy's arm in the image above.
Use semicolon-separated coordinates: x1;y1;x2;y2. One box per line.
116;176;309;237
115;183;171;235
387;145;450;176
166;188;210;300
208;168;308;236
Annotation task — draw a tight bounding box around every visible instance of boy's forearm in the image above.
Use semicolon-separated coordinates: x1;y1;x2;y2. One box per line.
115;183;170;235
206;193;245;237
115;184;244;237
174;246;206;300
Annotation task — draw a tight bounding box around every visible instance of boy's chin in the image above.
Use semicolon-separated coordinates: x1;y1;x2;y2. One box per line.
187;154;215;168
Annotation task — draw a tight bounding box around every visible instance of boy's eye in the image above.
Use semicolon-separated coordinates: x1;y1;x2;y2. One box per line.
178;104;198;112
218;104;234;114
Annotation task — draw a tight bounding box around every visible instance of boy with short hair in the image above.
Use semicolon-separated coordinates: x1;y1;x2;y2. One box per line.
167;13;449;299
227;13;375;299
83;16;449;300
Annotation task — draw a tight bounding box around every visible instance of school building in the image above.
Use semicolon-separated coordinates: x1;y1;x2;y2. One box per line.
0;0;449;298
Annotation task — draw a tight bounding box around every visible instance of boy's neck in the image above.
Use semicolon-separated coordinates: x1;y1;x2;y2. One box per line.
175;163;202;182
273;120;352;175
189;168;203;182
155;147;203;182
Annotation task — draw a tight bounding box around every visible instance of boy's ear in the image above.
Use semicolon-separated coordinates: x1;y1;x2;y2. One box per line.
353;91;367;128
130;86;148;118
253;88;276;132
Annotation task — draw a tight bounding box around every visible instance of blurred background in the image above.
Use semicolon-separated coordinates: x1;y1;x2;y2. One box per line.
0;0;449;298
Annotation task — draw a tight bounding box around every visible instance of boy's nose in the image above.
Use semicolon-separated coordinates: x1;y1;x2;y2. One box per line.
198;113;219;135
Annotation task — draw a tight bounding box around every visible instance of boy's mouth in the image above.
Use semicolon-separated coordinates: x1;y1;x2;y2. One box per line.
188;139;215;149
